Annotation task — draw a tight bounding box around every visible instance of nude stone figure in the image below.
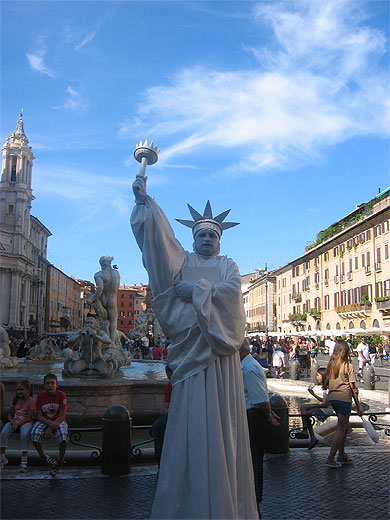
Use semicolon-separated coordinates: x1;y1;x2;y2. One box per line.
88;256;120;344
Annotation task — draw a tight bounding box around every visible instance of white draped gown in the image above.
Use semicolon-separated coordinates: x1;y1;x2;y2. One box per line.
131;196;258;520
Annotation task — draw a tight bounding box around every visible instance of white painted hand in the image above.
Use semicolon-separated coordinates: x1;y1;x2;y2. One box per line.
174;281;195;302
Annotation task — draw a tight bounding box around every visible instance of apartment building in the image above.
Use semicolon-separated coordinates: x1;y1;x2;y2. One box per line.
46;265;83;332
273;189;390;335
246;270;277;334
117;284;147;334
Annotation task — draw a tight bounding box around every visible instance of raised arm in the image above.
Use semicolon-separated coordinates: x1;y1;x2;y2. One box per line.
131;175;186;296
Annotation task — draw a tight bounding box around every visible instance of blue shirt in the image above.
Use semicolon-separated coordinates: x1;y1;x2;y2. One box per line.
241;354;269;409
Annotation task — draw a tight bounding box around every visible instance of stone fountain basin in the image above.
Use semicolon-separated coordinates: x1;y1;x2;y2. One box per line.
1;360;168;426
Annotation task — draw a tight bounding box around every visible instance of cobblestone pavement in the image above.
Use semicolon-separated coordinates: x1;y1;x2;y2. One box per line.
1;447;389;520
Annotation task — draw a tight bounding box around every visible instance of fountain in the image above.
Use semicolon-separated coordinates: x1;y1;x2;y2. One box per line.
0;326;18;369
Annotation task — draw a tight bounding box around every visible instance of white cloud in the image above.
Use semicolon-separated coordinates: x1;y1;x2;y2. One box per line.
75;26;100;51
120;0;389;175
52;86;87;112
26;50;55;77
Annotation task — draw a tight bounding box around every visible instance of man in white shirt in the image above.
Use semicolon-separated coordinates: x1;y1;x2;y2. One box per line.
356;337;370;377
240;340;279;511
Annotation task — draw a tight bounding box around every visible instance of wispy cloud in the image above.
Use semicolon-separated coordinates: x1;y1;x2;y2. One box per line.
26;45;55;77
120;0;389;176
33;164;168;221
64;21;102;51
52;86;87;112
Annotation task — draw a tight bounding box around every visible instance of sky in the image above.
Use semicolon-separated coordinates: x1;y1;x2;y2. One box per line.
1;0;389;285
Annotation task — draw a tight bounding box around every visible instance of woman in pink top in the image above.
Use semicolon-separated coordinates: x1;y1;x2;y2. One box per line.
325;341;362;468
0;379;35;473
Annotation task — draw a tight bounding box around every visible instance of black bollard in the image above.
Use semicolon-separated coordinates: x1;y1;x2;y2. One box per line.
266;394;289;454
290;359;300;381
102;405;131;475
363;365;375;391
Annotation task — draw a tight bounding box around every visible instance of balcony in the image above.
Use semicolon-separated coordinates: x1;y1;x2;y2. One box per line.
335;302;372;319
292;292;302;302
377;298;390;318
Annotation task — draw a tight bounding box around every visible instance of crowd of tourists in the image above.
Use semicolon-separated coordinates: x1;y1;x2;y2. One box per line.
247;334;390;379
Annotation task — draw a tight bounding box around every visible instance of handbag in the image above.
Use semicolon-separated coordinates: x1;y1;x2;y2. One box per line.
361;417;379;443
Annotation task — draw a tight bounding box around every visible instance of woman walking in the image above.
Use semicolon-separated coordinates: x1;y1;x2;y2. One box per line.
325;340;362;468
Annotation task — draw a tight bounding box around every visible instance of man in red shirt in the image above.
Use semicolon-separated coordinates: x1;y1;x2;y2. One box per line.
30;373;68;476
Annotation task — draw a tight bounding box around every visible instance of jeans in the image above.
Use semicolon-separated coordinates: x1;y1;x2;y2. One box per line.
0;422;33;452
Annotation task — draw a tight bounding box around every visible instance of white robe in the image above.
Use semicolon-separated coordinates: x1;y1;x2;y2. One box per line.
131;196;258;520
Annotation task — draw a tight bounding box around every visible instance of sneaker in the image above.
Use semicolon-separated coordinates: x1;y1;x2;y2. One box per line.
0;456;9;469
20;461;28;473
325;458;342;468
46;456;59;477
337;454;353;465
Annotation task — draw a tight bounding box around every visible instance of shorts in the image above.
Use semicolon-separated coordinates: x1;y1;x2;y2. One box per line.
330;400;352;416
311;407;333;423
30;421;68;443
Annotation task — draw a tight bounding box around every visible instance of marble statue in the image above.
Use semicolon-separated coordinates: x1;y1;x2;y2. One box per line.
28;337;61;361
131;171;258;519
88;256;120;344
129;286;163;339
0;326;18;369
63;315;118;377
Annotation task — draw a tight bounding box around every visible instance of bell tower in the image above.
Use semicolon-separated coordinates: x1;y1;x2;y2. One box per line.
0;110;35;252
0;112;51;337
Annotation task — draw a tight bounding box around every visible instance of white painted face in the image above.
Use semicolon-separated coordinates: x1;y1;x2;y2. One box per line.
194;230;219;257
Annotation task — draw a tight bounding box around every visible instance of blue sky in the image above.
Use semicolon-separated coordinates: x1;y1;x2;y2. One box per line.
1;0;389;285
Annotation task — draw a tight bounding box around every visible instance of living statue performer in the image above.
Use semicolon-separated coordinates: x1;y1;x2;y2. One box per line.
88;256;120;344
131;174;258;519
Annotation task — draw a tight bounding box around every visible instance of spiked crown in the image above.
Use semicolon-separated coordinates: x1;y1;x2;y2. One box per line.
176;201;239;238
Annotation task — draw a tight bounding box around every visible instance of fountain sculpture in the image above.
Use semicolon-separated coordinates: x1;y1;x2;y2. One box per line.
0;326;18;369
62;257;130;378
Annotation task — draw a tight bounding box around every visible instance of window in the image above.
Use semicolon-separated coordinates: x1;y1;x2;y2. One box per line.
278;280;281;289
334;292;340;307
127;311;133;317
361;253;365;267
349;258;353;272
366;251;370;266
324;269;329;281
282;278;286;288
295;266;299;276
382;221;389;233
384;280;390;297
376;247;381;264
10;156;17;181
283;295;286;304
366;230;371;241
306;299;310;311
341;290;346;305
340;244;345;253
341;262;345;276
306;261;310;269
120;302;124;307
333;246;339;258
324;295;330;310
375;282;383;298
359;233;365;244
314;257;319;267
374;225;381;237
355;257;358;270
314;272;319;284
314;297;320;310
347;239;352;249
121;294;124;298
324;252;329;261
385;244;389;260
120;311;125;317
335;265;339;276
7;204;14;214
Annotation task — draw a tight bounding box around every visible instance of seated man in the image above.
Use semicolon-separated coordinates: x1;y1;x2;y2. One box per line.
30;373;68;477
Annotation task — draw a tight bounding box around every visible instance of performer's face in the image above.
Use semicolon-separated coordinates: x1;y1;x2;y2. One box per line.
194;230;219;257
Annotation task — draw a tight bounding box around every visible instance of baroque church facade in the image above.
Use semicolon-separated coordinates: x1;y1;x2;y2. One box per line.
0;113;51;338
